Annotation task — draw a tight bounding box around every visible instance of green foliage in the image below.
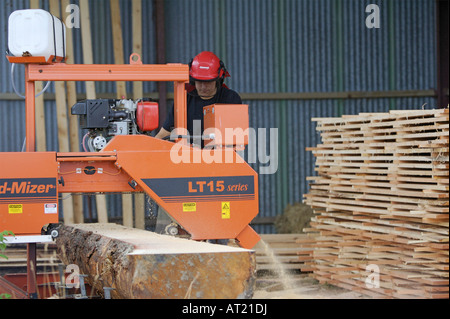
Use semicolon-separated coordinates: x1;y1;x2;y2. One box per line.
0;231;14;298
0;230;14;260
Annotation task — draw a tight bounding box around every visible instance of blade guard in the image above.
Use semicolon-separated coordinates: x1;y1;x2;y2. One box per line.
236;225;261;249
103;135;260;249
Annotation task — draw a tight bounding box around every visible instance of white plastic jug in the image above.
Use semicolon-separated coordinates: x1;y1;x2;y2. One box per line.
8;9;66;62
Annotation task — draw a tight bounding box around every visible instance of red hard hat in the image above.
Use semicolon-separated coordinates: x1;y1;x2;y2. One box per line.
189;51;230;82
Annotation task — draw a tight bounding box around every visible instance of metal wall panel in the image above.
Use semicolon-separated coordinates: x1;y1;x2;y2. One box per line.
0;0;438;234
0;101;26;152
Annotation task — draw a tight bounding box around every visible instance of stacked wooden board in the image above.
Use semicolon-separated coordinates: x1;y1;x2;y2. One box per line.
0;244;60;276
303;108;449;298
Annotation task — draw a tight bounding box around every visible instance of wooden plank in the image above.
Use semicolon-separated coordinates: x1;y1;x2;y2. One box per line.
34;81;47;152
132;0;143;98
110;0;133;228
79;0;108;223
258;233;309;243
132;0;145;230
316;116;449;132
312;108;448;124
62;0;84;224
29;0;47;153
79;0;96;99
110;0;127;98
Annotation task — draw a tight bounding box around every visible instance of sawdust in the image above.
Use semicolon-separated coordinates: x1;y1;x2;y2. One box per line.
258;240;293;290
253;274;369;299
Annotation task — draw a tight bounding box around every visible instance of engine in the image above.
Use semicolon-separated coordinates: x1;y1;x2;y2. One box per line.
71;98;159;151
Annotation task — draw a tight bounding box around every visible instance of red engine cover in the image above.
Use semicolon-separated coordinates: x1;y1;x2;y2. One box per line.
136;101;159;132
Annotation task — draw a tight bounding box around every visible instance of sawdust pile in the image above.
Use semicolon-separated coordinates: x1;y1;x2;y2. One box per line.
274;202;314;234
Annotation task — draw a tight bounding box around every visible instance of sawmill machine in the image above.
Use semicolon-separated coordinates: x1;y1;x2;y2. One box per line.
1;9;260;249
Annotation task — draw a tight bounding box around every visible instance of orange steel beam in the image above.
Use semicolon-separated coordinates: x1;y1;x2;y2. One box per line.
25;64;36;152
27;63;189;82
57;161;143;193
25;62;189;142
173;81;187;140
57;152;117;162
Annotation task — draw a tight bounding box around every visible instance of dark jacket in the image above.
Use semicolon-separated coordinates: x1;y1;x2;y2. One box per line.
162;86;242;136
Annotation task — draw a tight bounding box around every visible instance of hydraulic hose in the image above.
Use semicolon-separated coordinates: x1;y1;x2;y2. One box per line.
10;63;51;98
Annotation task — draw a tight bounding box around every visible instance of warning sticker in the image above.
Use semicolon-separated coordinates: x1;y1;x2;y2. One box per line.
45;203;58;214
221;202;230;219
183;202;196;212
8;204;23;214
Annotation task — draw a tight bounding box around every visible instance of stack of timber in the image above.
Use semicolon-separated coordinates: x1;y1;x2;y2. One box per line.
303;108;449;299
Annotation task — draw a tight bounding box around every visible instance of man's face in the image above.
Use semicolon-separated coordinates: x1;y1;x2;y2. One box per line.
195;81;217;100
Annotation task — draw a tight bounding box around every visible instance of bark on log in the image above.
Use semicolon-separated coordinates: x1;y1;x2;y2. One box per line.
56;223;256;299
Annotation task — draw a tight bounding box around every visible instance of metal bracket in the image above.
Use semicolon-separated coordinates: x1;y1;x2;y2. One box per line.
3;235;53;244
103;286;115;299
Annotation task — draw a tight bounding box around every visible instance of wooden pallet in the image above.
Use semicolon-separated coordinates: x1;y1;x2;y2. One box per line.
303;108;449;299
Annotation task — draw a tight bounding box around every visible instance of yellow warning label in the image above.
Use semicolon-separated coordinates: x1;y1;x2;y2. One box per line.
183;202;196;212
221;202;230;219
8;204;23;214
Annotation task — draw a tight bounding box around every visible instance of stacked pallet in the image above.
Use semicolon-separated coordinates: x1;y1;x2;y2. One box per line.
303;108;449;298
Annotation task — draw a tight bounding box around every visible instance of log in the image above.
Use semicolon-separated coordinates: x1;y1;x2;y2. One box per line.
56;223;256;299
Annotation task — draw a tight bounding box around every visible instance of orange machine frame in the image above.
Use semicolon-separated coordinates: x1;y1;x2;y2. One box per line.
1;55;260;250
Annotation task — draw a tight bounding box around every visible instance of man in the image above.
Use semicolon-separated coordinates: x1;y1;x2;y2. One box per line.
154;52;240;245
155;51;242;142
